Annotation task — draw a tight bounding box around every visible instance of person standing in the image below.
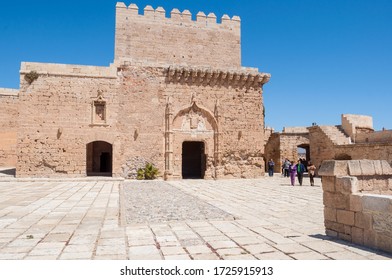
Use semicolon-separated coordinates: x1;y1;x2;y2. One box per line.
289;161;296;186
308;162;316;186
295;159;305;186
283;158;290;177
268;159;275;177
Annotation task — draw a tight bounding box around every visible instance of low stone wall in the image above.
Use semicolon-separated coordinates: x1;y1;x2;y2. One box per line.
319;160;392;254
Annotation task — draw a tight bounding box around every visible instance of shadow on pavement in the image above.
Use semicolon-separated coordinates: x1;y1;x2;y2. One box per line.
309;234;392;258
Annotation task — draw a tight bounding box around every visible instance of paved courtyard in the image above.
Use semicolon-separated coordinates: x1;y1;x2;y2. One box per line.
0;176;391;260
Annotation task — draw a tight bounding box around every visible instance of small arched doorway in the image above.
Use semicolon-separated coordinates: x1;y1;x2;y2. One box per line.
182;141;206;179
335;154;352;160
86;141;112;176
297;144;310;171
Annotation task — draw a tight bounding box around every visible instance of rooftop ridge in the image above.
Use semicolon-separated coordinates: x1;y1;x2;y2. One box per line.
116;2;241;26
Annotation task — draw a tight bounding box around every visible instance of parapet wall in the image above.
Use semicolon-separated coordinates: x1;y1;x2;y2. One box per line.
341;114;374;140
355;130;392;144
319;160;392;254
282;127;309;134
115;2;241;68
21;62;116;78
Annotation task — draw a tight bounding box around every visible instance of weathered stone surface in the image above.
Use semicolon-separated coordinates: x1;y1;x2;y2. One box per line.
336;176;358;194
359;160;376;176
337;210;355;226
321;160;392;254
363;195;391;212
348;160;362;176
349;194;363;212
381;160;392;175
351;227;364;245
0;89;18;167
372;212;392;238
354;212;372;230
323;191;349;210
319;160;348;177
324;207;337;222
9;4;269;179
321;176;336;192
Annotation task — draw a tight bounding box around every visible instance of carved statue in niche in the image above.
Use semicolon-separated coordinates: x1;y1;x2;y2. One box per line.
95;103;105;121
92;90;107;125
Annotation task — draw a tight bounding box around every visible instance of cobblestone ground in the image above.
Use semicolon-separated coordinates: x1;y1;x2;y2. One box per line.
0;176;391;260
122;181;234;224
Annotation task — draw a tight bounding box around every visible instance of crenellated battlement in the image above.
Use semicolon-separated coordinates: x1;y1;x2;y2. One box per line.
116;2;241;28
115;2;242;69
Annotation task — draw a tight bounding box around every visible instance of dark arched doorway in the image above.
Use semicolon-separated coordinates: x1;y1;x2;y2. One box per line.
335;154;352;160
86;141;112;176
182;141;206;179
297;144;310;171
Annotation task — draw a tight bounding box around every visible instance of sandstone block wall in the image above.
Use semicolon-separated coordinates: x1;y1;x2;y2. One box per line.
335;143;392;165
319;160;392;254
355;130;392;144
308;126;343;170
0;88;19;166
341;114;374;140
264;131;310;172
14;2;270;179
16;61;269;179
17;63;118;177
115;3;241;68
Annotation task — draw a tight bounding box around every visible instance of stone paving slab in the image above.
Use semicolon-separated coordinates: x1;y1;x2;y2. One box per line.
0;176;391;260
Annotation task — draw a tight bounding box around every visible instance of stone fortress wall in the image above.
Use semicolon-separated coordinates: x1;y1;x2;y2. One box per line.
265;114;392;172
16;63;118;177
264;128;309;172
9;2;271;179
114;3;241;68
341;114;374;140
0;88;19;167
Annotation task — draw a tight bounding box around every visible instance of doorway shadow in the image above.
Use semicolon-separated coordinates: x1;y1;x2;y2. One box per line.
0;168;16;177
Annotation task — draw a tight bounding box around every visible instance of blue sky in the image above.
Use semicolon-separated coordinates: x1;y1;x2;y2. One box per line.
1;0;391;131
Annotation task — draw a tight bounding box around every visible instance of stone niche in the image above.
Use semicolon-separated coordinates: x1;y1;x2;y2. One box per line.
319;160;392;254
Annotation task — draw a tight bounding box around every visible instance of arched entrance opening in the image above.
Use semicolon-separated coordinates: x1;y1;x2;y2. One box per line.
86;141;112;176
182;141;206;179
297;144;310;170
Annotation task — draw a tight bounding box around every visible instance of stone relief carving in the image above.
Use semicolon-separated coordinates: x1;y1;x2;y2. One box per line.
181;109;207;132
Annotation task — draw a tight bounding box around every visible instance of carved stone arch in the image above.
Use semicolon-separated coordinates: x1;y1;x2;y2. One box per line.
85;134;116;145
172;102;218;131
86;140;113;177
164;100;220;180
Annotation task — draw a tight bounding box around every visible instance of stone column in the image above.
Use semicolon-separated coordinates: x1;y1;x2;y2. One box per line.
164;97;174;180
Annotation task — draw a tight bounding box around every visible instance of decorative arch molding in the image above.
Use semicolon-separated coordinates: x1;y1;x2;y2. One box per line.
164;97;221;180
172;101;218;131
85;134;116;146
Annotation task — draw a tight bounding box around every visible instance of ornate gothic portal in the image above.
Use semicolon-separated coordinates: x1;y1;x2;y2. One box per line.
164;97;220;180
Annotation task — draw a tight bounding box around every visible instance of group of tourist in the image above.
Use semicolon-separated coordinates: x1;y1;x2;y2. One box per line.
267;158;316;186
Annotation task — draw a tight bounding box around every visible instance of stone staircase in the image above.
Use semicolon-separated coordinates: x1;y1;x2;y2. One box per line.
319;125;351;145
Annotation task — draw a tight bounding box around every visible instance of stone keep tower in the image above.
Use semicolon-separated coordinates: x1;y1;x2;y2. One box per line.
114;3;241;68
113;3;270;179
15;2;270;179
